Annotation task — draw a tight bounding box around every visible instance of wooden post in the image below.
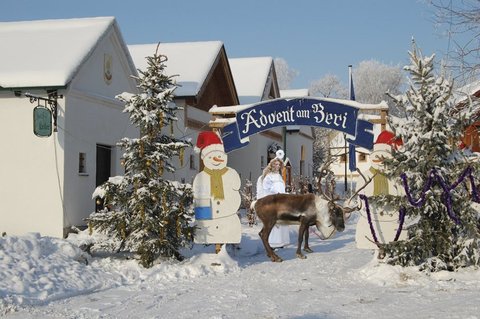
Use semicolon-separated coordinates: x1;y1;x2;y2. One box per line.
215;244;223;254
380;110;387;131
368;109;388;131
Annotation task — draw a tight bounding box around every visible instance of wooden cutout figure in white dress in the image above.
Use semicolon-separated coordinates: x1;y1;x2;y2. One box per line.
257;150;290;248
192;131;242;244
355;131;407;249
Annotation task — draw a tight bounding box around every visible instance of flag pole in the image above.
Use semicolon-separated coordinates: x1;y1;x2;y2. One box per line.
344;133;347;194
347;65;354;195
348;65;353;101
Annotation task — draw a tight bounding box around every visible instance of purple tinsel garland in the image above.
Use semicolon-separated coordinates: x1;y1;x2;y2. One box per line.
359;194;406;245
400;166;480;225
393;207;406;241
361;166;479;244
401;170;434;207
467;169;480;203
360;194;379;244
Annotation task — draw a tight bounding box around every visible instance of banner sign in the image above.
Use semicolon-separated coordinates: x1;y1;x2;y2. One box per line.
221;98;374;153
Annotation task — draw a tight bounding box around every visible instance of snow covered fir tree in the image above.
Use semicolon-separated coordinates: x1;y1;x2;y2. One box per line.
376;43;480;271
87;45;194;268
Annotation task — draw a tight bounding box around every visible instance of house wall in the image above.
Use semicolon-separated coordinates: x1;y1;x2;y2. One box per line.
61;28;139;231
227;128;285;194
330;118;384;193
228;134;263;184
285;126;315;183
330;131;371;178
463;121;480;152
0;92;65;237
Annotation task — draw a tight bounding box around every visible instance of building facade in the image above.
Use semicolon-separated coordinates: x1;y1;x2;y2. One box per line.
0;17;138;237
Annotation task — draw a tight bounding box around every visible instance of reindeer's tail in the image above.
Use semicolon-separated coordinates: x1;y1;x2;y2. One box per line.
250;200;257;212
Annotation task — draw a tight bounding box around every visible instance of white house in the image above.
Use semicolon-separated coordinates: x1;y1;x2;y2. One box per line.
0;17;139;237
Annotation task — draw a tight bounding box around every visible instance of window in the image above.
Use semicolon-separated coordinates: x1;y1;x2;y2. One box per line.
79;153;87;174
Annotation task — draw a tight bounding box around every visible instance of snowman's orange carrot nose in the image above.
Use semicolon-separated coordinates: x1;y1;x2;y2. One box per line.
213;156;224;162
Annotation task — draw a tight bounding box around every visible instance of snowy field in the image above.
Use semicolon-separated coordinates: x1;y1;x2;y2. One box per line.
1;213;480;319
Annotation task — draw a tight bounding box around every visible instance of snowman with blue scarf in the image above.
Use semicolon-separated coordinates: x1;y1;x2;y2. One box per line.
192;131;242;244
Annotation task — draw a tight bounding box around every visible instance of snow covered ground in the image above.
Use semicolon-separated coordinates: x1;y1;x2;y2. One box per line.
1;213;480;319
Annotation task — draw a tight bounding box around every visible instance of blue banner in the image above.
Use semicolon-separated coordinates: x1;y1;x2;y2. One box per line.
221;98;374;153
348;143;356;172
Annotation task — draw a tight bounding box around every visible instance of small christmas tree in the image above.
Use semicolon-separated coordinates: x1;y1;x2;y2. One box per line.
378;42;480;271
87;44;195;268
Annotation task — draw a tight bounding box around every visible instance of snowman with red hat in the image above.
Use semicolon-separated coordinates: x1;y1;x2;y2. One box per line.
355;130;407;250
192;131;241;244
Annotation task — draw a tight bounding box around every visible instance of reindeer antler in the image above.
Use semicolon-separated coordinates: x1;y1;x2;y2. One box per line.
342;168;375;217
317;154;376;219
348;168;375;204
317;155;336;201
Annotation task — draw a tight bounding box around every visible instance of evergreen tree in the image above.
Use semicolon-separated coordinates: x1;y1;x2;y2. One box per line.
87;45;195;268
378;42;480;271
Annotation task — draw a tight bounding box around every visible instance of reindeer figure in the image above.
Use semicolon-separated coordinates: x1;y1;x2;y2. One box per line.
253;157;370;262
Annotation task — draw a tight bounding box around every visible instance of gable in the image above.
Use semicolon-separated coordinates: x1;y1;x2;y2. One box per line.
191;46;238;111
67;24;138;99
265;63;280;100
229;57;279;104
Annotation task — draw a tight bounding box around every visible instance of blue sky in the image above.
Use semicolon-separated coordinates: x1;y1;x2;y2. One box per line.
0;0;454;89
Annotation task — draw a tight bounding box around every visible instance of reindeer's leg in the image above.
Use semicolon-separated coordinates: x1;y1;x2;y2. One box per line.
303;227;313;253
259;220;283;262
296;217;308;259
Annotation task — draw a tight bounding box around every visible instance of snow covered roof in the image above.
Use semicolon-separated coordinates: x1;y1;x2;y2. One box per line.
229;57;274;104
0;17;127;89
455;80;480;98
280;89;309;98
453;80;480;105
128;41;224;97
452;79;480;120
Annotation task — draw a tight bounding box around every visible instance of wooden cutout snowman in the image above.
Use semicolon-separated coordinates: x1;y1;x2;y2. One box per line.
355;130;407;249
192;131;242;244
